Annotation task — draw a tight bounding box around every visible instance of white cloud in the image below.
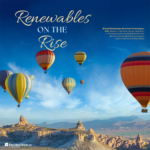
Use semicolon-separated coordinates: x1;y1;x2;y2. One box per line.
6;62;150;120
8;62;30;75
109;46;130;54
0;107;16;115
86;66;147;117
25;107;32;111
8;62;81;109
0;104;33;119
65;98;81;109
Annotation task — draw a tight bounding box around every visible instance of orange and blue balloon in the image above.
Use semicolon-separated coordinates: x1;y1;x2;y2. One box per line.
121;52;150;112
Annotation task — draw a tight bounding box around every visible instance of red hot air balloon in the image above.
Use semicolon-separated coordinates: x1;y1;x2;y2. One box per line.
36;50;55;73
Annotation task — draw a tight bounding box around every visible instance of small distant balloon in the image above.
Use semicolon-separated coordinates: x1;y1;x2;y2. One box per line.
29;75;34;80
0;70;13;92
36;50;55;73
80;80;84;85
62;78;76;95
74;52;87;66
25;94;29;99
5;73;32;107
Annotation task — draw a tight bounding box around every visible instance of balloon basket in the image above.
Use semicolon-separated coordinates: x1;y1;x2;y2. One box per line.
45;71;47;73
4;91;6;92
141;109;148;113
17;104;20;107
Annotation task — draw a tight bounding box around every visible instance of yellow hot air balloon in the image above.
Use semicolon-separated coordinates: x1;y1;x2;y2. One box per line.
62;78;76;95
80;80;84;85
120;51;150;113
74;52;87;66
5;73;32;107
36;50;55;73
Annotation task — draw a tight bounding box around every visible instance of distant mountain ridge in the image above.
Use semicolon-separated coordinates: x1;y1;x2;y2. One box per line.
0;117;111;127
35;115;150;131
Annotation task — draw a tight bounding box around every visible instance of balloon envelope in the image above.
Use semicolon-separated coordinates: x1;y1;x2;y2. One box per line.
80;80;84;85
62;78;76;95
121;52;150;108
29;75;34;80
25;94;29;99
5;73;32;106
28;75;34;94
0;70;13;92
74;52;86;66
36;50;55;73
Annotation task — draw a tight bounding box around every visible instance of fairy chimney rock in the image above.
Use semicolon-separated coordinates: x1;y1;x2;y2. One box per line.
17;115;28;125
76;121;85;131
88;128;98;138
136;134;142;144
88;128;95;134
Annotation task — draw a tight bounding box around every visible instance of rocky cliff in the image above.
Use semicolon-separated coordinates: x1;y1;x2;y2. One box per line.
0;116;149;150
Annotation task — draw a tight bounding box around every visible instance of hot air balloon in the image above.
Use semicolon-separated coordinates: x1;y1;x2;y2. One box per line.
80;80;84;85
28;75;34;92
36;50;55;73
5;73;32;107
0;70;13;92
62;78;76;95
24;75;34;98
25;94;29;99
120;51;150;113
74;52;87;66
29;75;34;80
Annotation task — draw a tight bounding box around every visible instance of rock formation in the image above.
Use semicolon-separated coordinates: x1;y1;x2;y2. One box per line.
74;132;86;141
88;128;98;138
17;115;28;125
76;121;85;131
97;133;149;149
136;134;142;143
0;116;149;150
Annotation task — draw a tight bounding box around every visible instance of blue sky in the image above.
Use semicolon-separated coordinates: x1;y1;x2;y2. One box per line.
0;0;150;121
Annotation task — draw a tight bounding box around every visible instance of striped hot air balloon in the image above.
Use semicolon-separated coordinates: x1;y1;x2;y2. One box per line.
5;73;32;107
28;75;34;94
120;51;150;113
74;52;87;66
36;50;55;73
0;70;13;92
62;78;76;95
